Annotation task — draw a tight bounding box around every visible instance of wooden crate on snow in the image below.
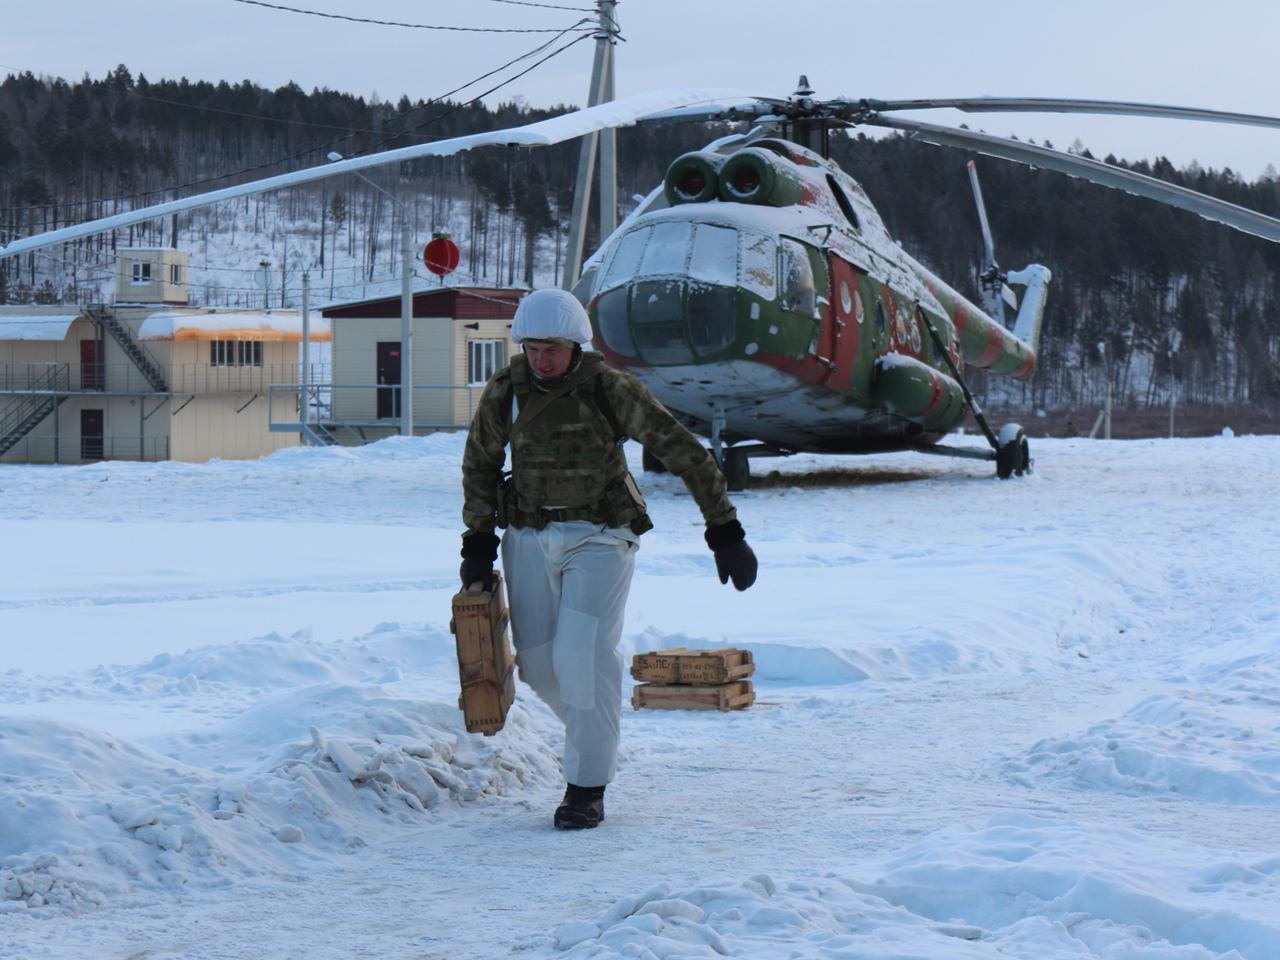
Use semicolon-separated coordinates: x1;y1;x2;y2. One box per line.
630;646;755;685
450;573;515;736
631;680;755;712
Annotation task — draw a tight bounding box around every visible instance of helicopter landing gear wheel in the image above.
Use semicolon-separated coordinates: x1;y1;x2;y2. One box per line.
722;446;750;492
641;448;668;474
995;423;1030;479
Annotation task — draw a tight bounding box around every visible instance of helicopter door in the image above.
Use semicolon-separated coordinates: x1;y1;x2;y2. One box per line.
827;255;863;397
779;237;833;378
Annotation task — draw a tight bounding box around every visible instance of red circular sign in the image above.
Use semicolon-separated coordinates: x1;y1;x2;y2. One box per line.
424;236;460;276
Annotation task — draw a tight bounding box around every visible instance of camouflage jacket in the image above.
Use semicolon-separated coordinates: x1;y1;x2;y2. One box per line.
462;352;736;535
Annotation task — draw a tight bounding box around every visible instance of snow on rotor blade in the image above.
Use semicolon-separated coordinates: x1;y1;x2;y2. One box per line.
638;99;777;124
864;97;1280;130
0;87;747;259
866;115;1280;244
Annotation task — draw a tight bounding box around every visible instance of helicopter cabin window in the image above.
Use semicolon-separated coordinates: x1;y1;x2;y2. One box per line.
630;279;694;365
779;238;816;315
687;224;738;286
826;175;860;232
875;301;887;341
595;287;636;358
600;226;650;291
638;221;693;276
738;232;776;300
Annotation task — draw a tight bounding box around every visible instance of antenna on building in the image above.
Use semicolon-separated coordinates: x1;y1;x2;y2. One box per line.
561;0;620;291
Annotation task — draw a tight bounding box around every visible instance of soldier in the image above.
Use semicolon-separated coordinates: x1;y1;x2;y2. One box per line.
460;288;757;830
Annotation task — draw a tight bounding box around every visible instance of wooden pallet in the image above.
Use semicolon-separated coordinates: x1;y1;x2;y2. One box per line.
631;680;755;712
450;573;515;736
630;647;755;685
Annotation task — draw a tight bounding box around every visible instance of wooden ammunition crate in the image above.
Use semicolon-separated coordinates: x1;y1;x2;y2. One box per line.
630;646;754;685
449;573;515;736
631;680;755;712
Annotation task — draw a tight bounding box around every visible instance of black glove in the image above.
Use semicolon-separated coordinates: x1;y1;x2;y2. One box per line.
705;520;757;591
459;531;500;591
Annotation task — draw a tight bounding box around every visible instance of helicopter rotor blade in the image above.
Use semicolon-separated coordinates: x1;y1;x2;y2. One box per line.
861;114;1280;244
857;97;1280;131
0;87;747;259
966;160;997;270
637;99;782;125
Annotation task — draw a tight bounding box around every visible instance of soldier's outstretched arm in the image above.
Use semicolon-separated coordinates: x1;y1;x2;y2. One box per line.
600;370;757;591
600;369;735;526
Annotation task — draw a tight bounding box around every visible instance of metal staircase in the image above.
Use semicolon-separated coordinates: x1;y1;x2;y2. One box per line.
0;364;69;458
85;304;168;393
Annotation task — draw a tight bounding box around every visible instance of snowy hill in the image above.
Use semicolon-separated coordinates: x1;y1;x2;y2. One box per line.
2;432;1278;958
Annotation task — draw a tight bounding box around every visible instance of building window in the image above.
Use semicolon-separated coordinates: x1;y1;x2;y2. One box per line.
131;261;152;284
467;339;505;386
210;340;263;367
169;263;182;285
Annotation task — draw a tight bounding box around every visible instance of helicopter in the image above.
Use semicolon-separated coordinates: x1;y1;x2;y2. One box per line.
3;82;1280;489
566;78;1280;489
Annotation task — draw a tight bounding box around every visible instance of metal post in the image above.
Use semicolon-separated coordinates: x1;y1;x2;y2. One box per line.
1104;379;1112;440
598;2;619;241
401;217;414;437
561;0;615;290
301;270;311;436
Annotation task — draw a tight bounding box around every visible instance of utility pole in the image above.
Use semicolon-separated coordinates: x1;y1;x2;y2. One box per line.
562;0;619;291
301;270;311;438
328;151;415;437
400;216;414;438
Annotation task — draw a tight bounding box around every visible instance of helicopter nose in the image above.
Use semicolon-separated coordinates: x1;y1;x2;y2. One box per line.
594;278;738;366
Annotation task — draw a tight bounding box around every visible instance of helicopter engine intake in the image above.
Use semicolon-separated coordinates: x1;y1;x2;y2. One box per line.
663;152;724;205
718;148;808;207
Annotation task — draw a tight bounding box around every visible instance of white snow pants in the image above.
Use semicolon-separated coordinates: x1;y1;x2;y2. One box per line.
501;520;637;787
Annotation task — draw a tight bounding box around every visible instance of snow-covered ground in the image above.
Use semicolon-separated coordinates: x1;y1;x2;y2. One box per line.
2;431;1278;959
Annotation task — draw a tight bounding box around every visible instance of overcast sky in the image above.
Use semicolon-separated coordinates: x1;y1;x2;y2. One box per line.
5;0;1280;180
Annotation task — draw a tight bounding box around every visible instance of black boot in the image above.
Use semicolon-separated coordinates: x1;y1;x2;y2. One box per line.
554;783;605;830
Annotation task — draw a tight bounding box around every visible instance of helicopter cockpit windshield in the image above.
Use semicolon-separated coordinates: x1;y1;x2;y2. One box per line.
593;220;779;365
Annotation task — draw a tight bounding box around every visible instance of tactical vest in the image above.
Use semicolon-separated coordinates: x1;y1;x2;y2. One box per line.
500;354;651;533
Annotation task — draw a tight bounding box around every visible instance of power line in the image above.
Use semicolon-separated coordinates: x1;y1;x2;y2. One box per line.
227;0;593;32
482;0;596;10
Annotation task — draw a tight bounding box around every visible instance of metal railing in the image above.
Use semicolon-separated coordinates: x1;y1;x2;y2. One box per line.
1;433;171;464
0;363;70;458
268;382;487;441
0;362;302;395
84;304;169;393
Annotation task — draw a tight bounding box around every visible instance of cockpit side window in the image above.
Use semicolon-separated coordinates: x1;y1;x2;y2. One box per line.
779;238;816;316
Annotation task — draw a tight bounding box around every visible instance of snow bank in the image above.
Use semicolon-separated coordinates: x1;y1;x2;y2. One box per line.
545;816;1280;959
0;624;563;914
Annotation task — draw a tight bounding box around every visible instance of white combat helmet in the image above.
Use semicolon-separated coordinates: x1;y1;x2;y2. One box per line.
511;288;593;345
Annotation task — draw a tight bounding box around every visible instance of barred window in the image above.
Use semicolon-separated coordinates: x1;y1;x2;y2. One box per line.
467;339;505;386
210;340;263;367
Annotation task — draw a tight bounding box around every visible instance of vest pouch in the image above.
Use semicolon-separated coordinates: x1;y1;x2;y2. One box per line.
496;474;514;529
603;472;654;536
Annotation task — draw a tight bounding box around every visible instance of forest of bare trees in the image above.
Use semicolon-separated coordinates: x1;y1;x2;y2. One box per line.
2;65;1278;415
